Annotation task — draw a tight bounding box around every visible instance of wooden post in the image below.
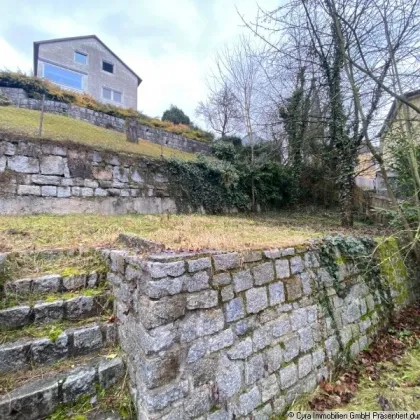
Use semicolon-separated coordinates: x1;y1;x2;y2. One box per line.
39;94;45;136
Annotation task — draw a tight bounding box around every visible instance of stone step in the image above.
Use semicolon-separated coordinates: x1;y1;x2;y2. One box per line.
4;271;107;296
0;293;112;330
0;355;125;420
0;321;117;373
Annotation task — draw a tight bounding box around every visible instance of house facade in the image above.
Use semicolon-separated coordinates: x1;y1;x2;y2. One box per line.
34;35;141;109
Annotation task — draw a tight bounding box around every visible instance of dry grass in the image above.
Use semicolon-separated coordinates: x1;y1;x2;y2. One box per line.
0;107;195;160
0;211;377;253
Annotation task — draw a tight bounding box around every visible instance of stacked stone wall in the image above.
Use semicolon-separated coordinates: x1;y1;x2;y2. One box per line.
0;87;211;155
0;137;177;215
105;242;416;419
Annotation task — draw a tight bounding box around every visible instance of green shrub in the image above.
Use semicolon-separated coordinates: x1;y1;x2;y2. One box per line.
162;105;190;125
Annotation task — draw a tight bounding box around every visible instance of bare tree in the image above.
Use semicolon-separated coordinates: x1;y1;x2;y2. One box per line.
196;82;239;138
212;35;263;209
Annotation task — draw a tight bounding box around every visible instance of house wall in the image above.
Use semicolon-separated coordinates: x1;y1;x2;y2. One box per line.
106;240;417;419
37;38;138;109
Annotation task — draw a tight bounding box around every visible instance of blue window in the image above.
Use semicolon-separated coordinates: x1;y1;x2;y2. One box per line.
74;51;87;65
43;63;83;90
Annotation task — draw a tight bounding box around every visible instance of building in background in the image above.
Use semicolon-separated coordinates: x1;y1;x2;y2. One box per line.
34;35;142;109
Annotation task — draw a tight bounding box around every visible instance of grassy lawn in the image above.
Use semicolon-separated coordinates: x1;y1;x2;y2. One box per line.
0;211;378;252
0;106;195;160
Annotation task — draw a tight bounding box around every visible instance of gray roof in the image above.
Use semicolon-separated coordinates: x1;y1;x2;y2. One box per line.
33;35;142;86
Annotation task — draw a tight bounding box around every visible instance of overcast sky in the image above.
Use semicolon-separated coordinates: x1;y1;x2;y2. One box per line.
0;0;278;127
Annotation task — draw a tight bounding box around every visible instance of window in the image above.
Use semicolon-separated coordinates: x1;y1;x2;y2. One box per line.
102;87;112;100
113;91;122;103
102;87;122;103
43;63;83;90
102;61;114;73
74;51;87;65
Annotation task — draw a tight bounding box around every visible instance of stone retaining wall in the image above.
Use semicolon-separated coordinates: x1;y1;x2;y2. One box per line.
0;137;177;215
105;241;416;419
0;87;211;155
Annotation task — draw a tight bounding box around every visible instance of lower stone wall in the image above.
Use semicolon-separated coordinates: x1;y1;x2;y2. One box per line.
105;239;417;419
0;137;177;215
0;87;211;155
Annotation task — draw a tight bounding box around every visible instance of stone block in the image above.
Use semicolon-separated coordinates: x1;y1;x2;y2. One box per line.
300;272;312;295
284;277;303;301
187;339;207;363
245;353;264;385
290;308;308;331
190;356;217;387
144;276;184;298
208;328;234;352
299;327;315;352
281;247;295;256
184;271;210;292
0;156;5;172
263;249;281;259
269;281;285;305
221;285;234;302
252;324;273;351
139;295;186;329
233;269;253;292
304;252;320;268
40;156;65;175
180;308;224;342
260;374;279;402
17;185;41;196
245;287;268;314
184;386;212;418
41;144;67;156
41;186;57;197
94;187;108;197
290;256;304;274
243;250;263;262
0;306;31;329
227;337;253;360
252;262;275;285
31;174;61;185
31;334;68;365
213;272;231;287
271;313;291;338
325;336;340;359
84;179;98;188
81;187;93;197
275;259;290;279
237;386;261;416
32;274;61;293
72;325;103;354
187;257;211;273
143;380;189;412
8;155;39;173
0;376;59;420
213;253;240;271
215;354;242;400
283;334;300;362
208;410;230;420
62;366;96;403
0;340;30;372
65;296;96;320
235;316;257;336
298;354;312;378
148;261;185;279
279;363;298;389
34;300;65;324
264;344;283;373
139;349;181;388
312;348;325;367
187;290;218;310
62;274;86;291
5;278;32;295
224;296;245;322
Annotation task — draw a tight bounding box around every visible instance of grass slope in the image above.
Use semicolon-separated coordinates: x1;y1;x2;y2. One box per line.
0;106;195;160
0;211;377;252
